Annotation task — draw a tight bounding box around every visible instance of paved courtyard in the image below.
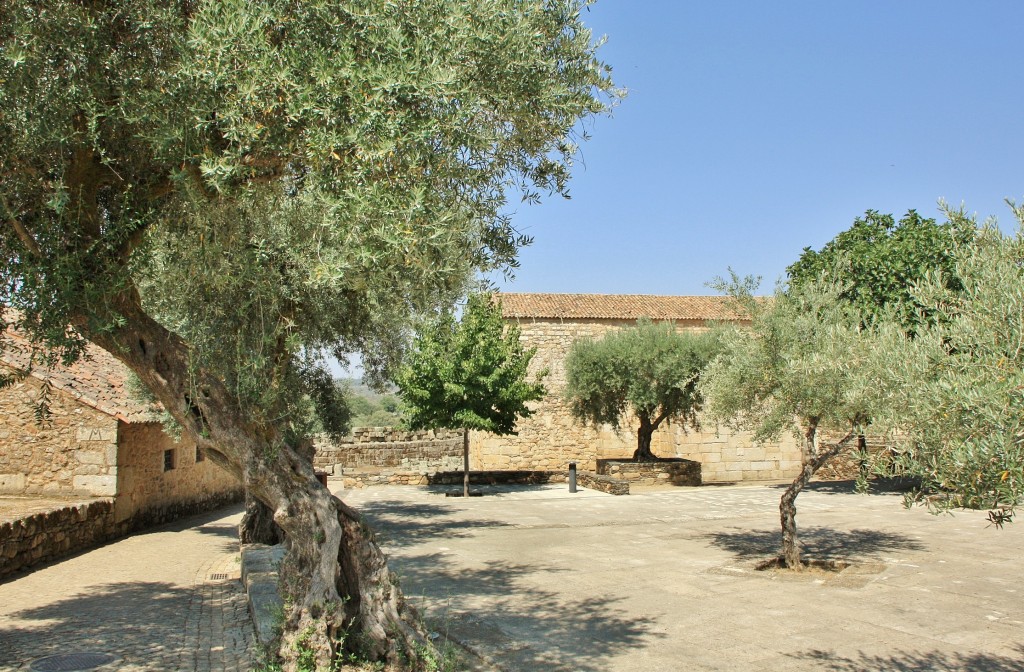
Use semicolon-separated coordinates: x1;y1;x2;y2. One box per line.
0;504;253;672
340;481;1024;672
1;482;1022;672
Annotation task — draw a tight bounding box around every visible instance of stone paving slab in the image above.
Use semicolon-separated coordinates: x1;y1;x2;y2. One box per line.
337;480;1024;672
0;504;253;672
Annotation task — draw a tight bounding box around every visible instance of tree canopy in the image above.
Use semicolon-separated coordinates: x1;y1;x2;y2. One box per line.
786;210;974;331
396;292;544;435
344;384;405;429
564;320;721;461
0;1;617;668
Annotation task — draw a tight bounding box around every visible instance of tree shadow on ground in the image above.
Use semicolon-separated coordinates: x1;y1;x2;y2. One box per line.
702;526;927;562
390;552;663;672
791;646;1024;671
422;483;564;496
354;499;513;548
0;581;200;668
772;478;919;496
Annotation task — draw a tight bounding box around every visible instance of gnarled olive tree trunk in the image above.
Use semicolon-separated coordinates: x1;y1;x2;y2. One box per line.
84;294;431;669
779;421;855;569
240;494;284;545
632;413;666;462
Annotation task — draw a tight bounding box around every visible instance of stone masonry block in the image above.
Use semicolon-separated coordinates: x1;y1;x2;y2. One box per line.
0;473;26;492
76;451;106;465
76;427;117;443
73;474;117;495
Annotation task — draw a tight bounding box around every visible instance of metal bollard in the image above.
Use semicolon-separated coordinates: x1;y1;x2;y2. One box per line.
568;462;577;493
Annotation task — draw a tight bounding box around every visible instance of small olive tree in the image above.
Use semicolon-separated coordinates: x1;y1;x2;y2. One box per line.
564;320;722;462
700;277;904;569
396;293;546;497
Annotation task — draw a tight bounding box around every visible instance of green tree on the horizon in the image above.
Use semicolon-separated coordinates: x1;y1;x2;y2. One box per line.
0;1;617;668
396;293;546;497
344;386;405;429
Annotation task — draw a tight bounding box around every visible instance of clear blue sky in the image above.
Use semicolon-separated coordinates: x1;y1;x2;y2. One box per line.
494;1;1024;296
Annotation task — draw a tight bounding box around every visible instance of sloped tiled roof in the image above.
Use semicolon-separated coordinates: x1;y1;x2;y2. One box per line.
0;324;159;423
498;293;747;321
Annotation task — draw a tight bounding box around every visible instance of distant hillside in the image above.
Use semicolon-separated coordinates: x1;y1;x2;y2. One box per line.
337;378;404;428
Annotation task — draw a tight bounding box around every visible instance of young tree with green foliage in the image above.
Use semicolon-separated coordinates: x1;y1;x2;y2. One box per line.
700;277;904;569
0;2;616;668
564;320;721;462
396;293;546;497
881;205;1024;526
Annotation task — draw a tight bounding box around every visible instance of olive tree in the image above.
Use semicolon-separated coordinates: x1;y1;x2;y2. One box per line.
396;293;546;497
700;277;904;569
0;1;616;668
882;205;1024;525
564;320;721;462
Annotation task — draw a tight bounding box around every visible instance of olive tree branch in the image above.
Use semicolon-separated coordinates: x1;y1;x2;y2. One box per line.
1;192;42;257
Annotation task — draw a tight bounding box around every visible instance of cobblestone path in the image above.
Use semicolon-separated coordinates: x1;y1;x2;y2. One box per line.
0;504;254;672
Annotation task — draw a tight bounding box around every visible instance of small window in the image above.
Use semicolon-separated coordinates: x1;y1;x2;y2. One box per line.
163;449;176;472
195;446;205;463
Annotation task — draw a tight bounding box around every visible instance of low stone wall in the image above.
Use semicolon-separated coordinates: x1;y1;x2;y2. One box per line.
338;469;435;488
428;470;558;486
339;469;560;489
596;459;701;486
578;471;630;496
241;543;286;646
120;488;244;531
314;427;463;475
1;490;244;580
0;499;120;580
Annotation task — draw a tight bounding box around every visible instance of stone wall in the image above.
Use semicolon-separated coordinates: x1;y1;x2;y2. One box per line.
314;427;463;475
0;375;119;496
596;459;702;486
114;422;242;528
471;318;803;483
339;469;560;489
0;499;120;580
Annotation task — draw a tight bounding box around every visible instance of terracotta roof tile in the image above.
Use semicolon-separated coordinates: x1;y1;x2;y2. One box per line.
0;325;160;423
498;293;747;321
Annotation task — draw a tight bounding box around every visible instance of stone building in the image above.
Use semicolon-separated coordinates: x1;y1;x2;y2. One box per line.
469;293;803;483
0;325;242;530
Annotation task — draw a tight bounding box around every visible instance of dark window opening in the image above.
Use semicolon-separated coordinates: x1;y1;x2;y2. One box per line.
163;449;175;472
